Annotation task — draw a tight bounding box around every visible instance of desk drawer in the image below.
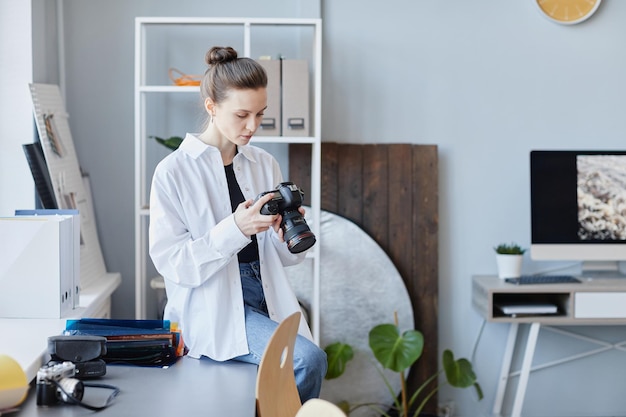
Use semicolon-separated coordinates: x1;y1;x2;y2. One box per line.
575;292;626;318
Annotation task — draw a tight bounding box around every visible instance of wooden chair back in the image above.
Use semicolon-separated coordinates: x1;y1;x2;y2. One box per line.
255;312;303;417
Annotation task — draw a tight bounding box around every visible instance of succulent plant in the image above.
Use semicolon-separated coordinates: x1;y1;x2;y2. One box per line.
494;242;526;255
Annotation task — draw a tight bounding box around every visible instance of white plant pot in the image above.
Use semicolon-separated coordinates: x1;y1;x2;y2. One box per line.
496;254;523;279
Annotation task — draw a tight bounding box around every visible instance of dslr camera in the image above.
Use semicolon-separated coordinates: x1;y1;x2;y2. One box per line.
256;182;316;254
36;361;84;406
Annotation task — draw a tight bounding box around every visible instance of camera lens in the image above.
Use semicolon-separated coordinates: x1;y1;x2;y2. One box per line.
281;210;316;254
58;377;84;403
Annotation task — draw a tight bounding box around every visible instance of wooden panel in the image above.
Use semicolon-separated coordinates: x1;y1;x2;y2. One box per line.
321;143;339;213
287;143;312;206
289;142;439;412
337;144;363;223
362;145;389;247
388;144;413;282
408;144;439;402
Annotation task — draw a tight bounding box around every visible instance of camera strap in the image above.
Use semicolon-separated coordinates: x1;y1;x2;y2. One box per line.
53;380;120;411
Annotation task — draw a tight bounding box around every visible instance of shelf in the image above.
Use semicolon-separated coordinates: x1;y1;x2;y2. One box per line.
134;17;323;342
139;85;199;93
492;292;570;321
251;136;317;144
0;272;121;381
136;16;321;26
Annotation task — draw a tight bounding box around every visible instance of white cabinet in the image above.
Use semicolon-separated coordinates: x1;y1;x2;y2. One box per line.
134;17;322;341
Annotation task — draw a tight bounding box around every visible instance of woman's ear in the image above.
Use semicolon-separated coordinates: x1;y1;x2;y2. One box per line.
204;97;216;117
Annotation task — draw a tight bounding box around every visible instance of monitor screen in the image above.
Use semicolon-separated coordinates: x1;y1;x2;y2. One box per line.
530;150;626;276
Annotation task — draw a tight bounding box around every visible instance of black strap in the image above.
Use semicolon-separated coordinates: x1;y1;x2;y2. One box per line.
53;380;120;411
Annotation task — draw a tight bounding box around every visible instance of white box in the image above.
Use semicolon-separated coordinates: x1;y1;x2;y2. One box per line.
0;216;75;318
15;210;81;307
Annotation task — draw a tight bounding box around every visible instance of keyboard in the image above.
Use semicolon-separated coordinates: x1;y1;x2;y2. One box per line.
504;275;581;285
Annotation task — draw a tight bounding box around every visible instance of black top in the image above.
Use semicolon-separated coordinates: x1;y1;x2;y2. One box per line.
225;163;259;263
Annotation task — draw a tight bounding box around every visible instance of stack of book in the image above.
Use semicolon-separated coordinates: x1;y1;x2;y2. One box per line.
64;319;185;367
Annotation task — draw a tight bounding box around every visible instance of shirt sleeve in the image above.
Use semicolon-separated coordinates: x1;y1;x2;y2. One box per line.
269;230;307;265
148;166;250;288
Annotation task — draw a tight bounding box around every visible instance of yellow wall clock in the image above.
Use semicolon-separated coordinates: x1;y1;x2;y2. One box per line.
535;0;602;25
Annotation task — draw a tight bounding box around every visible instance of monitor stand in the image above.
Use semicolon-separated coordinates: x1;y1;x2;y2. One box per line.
581;261;626;279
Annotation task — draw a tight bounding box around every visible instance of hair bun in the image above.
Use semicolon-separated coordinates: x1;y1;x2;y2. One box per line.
205;46;238;67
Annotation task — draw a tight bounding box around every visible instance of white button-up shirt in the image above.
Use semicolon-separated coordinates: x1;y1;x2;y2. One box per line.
149;133;312;361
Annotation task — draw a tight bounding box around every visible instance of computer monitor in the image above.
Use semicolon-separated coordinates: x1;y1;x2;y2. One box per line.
530;150;626;278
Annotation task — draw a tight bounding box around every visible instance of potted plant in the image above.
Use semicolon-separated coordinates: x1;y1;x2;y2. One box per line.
494;242;526;279
324;313;483;417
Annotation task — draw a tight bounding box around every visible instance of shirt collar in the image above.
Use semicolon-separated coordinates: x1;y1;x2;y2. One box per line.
179;133;213;158
179;133;258;164
235;143;257;164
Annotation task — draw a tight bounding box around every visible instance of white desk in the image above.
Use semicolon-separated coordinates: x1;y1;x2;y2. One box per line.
0;271;256;417
14;356;257;417
472;275;626;417
0;273;121;381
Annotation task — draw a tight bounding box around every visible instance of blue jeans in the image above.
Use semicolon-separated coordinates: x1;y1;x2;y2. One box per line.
234;261;327;403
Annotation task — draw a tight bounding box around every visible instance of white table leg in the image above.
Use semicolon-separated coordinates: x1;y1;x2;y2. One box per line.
493;322;519;416
510;322;541;417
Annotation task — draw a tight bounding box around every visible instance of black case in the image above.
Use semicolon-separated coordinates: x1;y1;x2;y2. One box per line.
47;335;107;378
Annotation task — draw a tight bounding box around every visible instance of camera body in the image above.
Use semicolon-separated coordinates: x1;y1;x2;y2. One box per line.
36;361;84;406
256;182;316;254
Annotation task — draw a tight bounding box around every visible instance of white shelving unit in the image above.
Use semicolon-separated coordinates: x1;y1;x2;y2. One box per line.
134;17;322;341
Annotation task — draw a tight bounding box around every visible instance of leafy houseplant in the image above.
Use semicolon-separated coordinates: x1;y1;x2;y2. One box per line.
324;314;483;417
150;135;183;151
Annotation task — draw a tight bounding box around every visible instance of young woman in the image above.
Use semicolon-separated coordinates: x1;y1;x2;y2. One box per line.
148;46;327;402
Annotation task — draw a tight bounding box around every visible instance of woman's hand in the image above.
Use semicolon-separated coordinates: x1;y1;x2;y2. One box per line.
233;193;280;238
273;206;306;242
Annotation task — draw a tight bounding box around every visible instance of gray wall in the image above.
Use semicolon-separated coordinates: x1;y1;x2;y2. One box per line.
58;1;626;416
0;0;35;216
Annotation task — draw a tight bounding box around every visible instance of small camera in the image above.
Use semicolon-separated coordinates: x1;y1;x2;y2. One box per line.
36;361;84;406
255;182;316;254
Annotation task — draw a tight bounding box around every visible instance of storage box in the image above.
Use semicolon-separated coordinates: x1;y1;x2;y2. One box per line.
256;59;281;136
15;210;80;308
281;60;310;137
0;215;76;318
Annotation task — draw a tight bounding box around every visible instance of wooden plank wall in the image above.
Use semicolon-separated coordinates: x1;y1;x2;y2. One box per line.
289;143;439;410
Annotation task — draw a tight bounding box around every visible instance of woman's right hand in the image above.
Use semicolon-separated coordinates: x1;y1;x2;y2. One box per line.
233;192;280;238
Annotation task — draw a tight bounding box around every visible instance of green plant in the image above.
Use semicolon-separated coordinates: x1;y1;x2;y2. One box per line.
150;135;183;151
324;314;483;417
494;242;526;255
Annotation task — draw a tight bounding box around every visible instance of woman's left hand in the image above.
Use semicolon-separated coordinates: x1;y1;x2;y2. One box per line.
273;215;284;241
272;206;306;242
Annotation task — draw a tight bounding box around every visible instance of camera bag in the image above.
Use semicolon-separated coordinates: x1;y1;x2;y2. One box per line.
47;335;107;378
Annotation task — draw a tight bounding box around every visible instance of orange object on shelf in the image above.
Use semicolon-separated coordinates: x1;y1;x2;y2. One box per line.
168;67;202;86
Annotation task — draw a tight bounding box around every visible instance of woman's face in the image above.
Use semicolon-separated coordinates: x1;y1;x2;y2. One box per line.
212;87;267;146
